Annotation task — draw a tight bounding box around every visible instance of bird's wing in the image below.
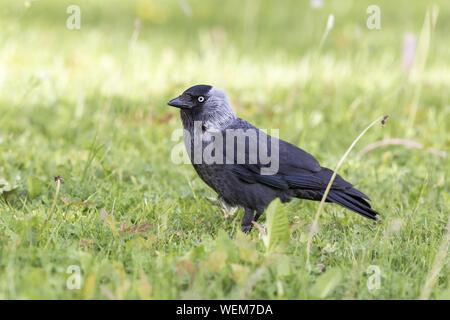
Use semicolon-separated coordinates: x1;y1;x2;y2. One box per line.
224;118;366;197
225;118;320;171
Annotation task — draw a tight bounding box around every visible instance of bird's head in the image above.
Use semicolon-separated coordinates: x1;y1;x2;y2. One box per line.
168;85;236;129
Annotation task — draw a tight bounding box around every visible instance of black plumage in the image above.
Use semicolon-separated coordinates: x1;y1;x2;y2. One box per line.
168;85;379;232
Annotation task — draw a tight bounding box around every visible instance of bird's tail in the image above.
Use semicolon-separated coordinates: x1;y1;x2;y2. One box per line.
325;189;379;220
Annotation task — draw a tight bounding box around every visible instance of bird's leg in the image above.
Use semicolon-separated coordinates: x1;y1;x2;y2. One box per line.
254;208;264;222
241;208;254;233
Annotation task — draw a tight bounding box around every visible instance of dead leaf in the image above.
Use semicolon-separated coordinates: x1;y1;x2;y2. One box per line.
79;238;95;249
251;221;266;236
290;221;305;233
120;222;153;236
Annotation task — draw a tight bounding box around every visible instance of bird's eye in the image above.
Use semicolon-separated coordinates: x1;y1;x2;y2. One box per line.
197;96;205;103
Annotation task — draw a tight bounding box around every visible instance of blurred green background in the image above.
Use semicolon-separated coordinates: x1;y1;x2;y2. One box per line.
0;0;448;299
0;0;448;149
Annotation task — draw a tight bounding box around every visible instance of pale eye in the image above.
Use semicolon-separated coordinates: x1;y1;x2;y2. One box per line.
197;96;205;103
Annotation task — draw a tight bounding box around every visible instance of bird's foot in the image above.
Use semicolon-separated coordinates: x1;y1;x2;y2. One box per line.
241;224;253;233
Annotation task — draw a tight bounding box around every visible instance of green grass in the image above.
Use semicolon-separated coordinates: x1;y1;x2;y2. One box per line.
0;0;448;299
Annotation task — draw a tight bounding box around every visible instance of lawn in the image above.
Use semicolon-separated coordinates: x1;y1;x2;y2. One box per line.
0;0;448;299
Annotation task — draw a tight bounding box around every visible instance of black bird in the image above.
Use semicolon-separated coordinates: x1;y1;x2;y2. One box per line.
168;85;379;232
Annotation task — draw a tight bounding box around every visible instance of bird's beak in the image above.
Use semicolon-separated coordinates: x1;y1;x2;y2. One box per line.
167;96;192;109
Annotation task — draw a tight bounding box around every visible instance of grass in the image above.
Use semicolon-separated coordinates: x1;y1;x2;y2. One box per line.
0;0;448;299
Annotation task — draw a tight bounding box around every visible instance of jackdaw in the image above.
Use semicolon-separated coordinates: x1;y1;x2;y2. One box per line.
168;85;379;232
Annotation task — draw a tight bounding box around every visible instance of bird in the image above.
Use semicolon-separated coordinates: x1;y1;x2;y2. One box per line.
168;84;379;232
